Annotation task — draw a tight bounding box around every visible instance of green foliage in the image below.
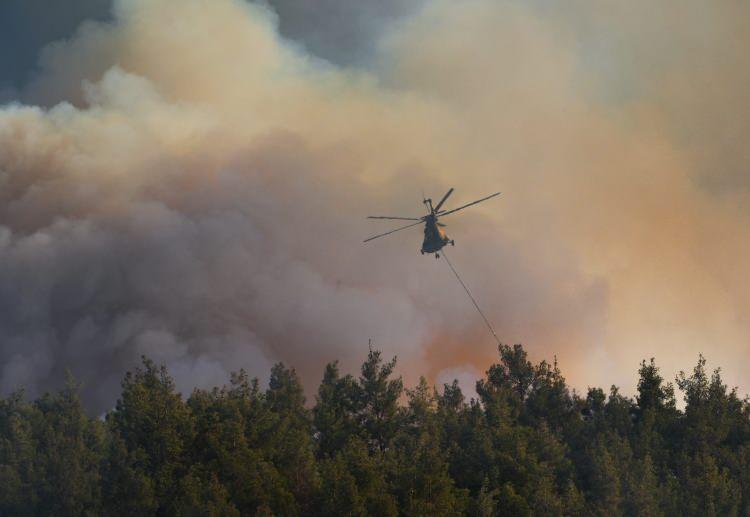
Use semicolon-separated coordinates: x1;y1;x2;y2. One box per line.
357;348;404;453
103;356;194;514
313;361;360;457
1;345;749;515
0;376;103;517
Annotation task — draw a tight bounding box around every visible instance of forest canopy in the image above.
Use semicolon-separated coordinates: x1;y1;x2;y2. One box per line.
1;344;749;516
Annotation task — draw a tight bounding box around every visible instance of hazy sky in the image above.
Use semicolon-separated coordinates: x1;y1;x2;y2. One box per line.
0;0;424;93
0;0;748;411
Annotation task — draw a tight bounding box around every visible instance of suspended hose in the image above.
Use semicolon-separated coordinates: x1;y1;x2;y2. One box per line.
440;250;502;346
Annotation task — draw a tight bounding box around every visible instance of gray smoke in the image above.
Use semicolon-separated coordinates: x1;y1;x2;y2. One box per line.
1;0;749;414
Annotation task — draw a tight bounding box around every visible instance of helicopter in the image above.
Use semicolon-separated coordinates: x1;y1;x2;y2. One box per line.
364;188;501;258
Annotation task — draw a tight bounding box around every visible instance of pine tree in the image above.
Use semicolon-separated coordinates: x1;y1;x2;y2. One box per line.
313;361;361;457
187;371;296;515
32;374;103;516
495;483;531;516
2;343;750;515
103;356;194;514
390;377;467;515
586;438;624;516
318;450;367;516
0;390;37;515
623;454;660;517
357;349;403;453
264;363;319;514
475;477;498;517
100;433;158;516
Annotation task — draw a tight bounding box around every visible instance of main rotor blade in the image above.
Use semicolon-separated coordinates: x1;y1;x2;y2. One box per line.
433;188;454;212
363;220;423;243
438;192;501;218
367;216;422;221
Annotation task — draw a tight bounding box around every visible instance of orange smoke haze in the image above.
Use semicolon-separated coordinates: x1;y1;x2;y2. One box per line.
1;0;749;410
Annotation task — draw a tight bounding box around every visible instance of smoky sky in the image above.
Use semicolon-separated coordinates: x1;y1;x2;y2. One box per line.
1;0;750;413
265;0;426;65
0;0;423;97
0;0;112;96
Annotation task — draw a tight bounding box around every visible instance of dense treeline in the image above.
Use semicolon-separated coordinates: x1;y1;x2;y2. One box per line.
1;345;749;516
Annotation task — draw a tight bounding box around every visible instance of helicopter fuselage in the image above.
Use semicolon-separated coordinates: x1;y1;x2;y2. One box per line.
365;188;499;255
421;215;451;254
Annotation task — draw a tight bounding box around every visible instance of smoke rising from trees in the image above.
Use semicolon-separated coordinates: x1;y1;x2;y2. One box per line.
1;0;749;411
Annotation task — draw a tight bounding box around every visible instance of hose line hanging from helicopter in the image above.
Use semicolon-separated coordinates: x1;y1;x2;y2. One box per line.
364;188;503;346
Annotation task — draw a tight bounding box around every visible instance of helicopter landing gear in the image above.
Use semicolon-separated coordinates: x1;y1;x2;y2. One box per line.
451;240;455;246
420;250;425;255
435;253;440;259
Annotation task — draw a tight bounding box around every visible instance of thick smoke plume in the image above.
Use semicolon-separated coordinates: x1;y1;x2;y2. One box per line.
1;0;749;411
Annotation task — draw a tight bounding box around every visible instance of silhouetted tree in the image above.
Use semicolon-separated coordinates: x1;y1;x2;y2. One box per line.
1;344;749;515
